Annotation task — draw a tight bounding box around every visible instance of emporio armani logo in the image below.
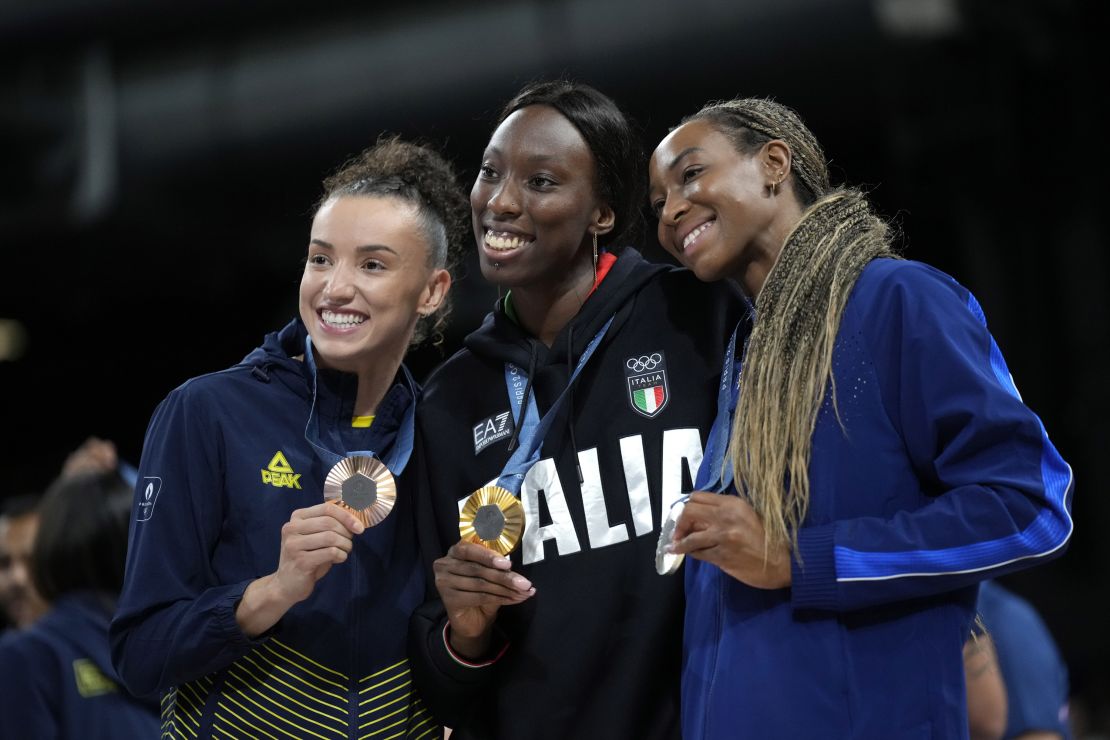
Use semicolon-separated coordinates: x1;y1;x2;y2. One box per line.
473;411;514;455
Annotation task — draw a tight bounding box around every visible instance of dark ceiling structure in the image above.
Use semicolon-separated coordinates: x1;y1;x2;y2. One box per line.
2;0;1107;723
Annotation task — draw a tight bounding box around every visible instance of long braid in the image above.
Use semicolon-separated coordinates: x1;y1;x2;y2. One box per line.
689;100;899;553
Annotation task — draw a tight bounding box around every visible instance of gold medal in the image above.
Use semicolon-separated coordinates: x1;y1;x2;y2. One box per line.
459;485;524;556
655;498;687;575
323;455;396;528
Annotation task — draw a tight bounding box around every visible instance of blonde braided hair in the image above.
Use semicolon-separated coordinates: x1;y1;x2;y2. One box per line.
689;99;899;554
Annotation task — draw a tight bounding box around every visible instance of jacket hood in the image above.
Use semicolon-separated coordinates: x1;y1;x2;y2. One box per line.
463;248;671;369
237;318;313;399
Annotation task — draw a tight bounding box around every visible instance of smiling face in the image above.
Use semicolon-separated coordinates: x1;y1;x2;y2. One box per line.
298;195;449;375
649;119;799;293
470;104;613;290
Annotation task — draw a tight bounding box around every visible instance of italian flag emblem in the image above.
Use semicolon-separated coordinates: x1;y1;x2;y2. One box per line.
625;352;669;418
633;386;665;414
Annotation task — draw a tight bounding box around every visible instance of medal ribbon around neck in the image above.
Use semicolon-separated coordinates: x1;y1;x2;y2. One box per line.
459;315;615;555
656;317;746;575
303;335;416;527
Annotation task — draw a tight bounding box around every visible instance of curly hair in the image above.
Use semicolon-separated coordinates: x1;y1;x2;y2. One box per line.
317;134;469;347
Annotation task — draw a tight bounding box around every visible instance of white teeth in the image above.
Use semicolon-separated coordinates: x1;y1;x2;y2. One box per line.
682;220;714;251
484;230;533;252
321;310;366;327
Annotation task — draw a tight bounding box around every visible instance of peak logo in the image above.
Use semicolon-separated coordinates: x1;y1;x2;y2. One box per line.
261;451;302;489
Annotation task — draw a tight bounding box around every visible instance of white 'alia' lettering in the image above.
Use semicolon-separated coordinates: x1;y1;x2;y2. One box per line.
455;428;704;565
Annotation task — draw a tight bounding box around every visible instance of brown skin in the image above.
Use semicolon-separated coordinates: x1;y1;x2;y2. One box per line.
471;104;614;347
0;512;48;629
667;492;792;589
649;119;802;297
236;195;450;637
61;436;119;478
965;631;1008;740
648;119;804;588
434;104;614;658
432;543;534;658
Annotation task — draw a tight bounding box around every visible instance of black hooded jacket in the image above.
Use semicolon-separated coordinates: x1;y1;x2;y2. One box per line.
410;249;744;739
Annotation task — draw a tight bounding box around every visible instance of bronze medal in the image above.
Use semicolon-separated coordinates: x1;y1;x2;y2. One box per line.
323;455;396;528
655;498;687;575
459;485;524;556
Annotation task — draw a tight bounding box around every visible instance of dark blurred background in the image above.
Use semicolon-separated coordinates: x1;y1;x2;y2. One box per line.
2;0;1106;729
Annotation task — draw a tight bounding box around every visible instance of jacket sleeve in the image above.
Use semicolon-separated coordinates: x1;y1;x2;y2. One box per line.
109;386;268;697
406;420;505;727
792;262;1074;612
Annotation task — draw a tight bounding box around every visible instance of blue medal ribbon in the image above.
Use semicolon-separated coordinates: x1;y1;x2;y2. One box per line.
695;305;754;493
495;315;615;496
302;336;416;475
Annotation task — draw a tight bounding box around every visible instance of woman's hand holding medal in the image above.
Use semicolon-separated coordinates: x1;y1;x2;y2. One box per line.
236;502;365;637
432;541;534;659
667;492;792;590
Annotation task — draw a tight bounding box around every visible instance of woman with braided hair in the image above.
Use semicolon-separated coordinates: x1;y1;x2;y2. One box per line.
649;98;1074;738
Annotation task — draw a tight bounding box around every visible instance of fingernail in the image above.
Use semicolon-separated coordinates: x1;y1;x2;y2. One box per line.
511;575;532;591
492;556;511;568
664;544;675;554
354;523;365;534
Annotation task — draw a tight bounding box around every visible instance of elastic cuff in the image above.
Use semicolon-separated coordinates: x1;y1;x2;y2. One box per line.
443;623;509;668
219;579;275;647
791;524;839;611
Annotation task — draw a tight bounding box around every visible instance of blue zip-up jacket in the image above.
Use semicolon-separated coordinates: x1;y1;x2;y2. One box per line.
684;259;1073;740
110;319;438;739
0;592;160;739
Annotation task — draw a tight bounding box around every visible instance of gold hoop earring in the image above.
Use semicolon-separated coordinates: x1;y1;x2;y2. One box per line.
770;180;777;197
592;231;599;283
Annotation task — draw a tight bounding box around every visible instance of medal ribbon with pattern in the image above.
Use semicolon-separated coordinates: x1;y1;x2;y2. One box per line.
303;336;415;527
656;310;750;574
460;315;616;554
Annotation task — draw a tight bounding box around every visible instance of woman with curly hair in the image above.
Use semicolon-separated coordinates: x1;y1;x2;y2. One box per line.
111;135;469;739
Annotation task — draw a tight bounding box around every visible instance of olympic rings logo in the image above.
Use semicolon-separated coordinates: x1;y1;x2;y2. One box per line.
626;353;663;372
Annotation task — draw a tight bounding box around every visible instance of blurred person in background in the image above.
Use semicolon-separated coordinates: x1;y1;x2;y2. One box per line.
1;436;131;639
965;615;1008;740
0;469;160;738
975;579;1072;739
60;435;138;486
0;492;48;635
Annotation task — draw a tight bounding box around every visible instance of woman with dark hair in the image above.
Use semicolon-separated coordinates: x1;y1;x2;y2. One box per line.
648;98;1074;738
109;135;468;738
409;80;743;738
0;471;160;738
